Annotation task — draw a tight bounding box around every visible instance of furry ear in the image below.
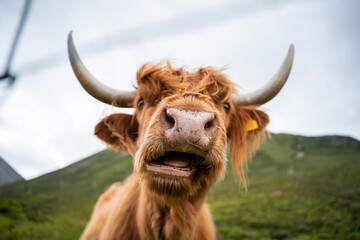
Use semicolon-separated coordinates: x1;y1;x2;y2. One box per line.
94;113;138;154
227;106;269;187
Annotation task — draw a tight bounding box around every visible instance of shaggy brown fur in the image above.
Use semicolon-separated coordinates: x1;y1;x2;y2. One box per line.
80;62;269;240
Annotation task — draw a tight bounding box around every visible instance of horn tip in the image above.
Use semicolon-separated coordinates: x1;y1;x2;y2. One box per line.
68;31;74;45
289;44;295;54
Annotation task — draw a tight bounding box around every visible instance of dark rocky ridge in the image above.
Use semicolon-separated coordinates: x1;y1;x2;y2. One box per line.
0;156;24;186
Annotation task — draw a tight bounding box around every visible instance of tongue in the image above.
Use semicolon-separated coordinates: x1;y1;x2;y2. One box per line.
162;152;191;168
162;159;190;168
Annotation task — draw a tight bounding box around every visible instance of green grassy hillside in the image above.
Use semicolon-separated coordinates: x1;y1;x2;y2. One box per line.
0;134;359;239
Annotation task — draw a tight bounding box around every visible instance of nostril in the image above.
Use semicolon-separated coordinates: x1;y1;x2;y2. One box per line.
166;115;175;126
165;111;175;128
204;119;214;129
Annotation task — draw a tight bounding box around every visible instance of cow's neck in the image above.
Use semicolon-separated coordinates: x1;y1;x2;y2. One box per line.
136;180;206;240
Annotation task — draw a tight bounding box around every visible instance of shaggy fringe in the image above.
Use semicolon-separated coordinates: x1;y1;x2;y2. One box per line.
135;61;236;106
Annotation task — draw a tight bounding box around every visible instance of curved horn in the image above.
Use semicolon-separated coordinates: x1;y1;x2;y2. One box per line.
233;44;294;106
67;31;134;108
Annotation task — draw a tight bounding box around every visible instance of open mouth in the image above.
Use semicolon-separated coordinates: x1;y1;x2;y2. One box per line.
146;152;204;178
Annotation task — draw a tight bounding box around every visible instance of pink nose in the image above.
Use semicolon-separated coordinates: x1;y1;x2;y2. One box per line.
161;108;219;149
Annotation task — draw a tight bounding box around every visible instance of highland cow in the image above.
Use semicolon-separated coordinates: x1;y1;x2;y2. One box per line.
67;32;294;240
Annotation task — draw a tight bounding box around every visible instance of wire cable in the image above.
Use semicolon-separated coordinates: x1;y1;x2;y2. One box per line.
0;0;32;86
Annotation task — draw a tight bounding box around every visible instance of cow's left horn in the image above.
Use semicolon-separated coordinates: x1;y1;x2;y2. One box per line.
233;44;294;106
67;31;134;108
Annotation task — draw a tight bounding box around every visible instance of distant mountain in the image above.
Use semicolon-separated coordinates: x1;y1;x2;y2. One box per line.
314;135;359;145
0;156;24;186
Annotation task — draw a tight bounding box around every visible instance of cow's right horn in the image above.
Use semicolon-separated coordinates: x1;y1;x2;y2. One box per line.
233;45;294;106
67;31;134;108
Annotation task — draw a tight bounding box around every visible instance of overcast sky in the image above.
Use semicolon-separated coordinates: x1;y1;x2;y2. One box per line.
0;0;359;180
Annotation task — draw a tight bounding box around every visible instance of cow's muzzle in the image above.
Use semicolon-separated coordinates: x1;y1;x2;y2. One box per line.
144;108;219;178
161;108;219;151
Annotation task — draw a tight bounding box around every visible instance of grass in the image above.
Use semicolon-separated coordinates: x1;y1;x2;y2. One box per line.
0;134;359;239
187;141;205;150
205;130;217;146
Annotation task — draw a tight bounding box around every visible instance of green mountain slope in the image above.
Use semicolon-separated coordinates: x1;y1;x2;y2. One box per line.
0;134;359;239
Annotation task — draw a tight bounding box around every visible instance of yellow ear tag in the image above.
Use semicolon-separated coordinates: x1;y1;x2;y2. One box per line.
247;120;259;131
